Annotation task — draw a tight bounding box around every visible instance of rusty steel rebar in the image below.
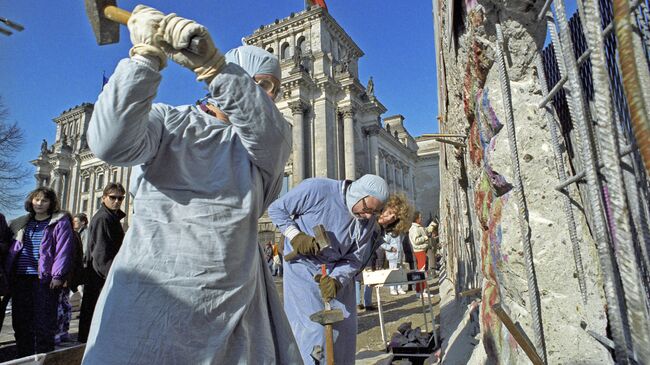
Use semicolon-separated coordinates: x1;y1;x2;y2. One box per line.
583;0;650;362
495;22;547;364
549;2;631;362
613;0;650;178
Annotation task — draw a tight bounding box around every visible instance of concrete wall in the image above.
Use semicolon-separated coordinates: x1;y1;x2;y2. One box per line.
435;0;611;363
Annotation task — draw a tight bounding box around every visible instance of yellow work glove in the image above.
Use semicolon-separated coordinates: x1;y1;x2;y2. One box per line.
127;4;167;69
156;13;225;83
290;232;320;256
314;274;342;302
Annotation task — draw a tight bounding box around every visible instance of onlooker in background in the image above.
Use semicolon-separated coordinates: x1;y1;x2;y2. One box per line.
375;243;387;270
409;211;432;299
55;212;84;345
272;241;282;277
0;213;11;332
5;187;74;356
401;234;415;291
426;220;439;271
77;183;126;343
72;213;89;270
381;231;407;295
264;241;274;274
69;213;89;337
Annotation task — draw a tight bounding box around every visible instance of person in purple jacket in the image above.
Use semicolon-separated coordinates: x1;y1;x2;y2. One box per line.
5;187;74;356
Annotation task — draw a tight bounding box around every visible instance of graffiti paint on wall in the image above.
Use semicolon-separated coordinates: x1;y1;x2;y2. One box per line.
471;88;516;363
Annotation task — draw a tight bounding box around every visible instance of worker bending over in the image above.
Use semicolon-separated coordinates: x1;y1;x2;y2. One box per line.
268;174;393;364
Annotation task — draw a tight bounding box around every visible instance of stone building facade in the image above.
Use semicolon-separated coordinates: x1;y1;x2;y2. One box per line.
32;5;439;242
244;6;439;241
32;103;133;229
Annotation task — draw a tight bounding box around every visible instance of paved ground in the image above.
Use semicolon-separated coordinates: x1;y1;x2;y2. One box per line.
0;273;441;364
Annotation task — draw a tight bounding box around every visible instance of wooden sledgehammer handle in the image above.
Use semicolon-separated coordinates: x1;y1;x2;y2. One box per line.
103;5;207;55
321;264;335;365
103;5;130;24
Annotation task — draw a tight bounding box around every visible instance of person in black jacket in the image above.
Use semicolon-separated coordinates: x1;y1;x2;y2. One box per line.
0;213;11;331
401;234;415;291
77;183;126;343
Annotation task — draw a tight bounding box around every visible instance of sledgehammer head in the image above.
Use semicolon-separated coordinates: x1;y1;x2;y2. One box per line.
313;224;331;251
309;309;344;325
85;0;120;45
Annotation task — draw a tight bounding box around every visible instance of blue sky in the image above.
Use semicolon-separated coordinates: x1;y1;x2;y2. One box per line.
0;1;438;217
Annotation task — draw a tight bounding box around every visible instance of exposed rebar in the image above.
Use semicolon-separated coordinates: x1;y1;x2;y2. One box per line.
535;54;588;304
613;0;650;178
549;2;632;361
495;22;547;364
602;0;650;360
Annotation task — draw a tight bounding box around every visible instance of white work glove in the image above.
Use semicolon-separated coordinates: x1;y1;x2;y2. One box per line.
156;13;225;83
127;5;167;70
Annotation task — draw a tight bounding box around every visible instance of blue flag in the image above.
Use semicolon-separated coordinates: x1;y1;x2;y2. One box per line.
102;71;109;90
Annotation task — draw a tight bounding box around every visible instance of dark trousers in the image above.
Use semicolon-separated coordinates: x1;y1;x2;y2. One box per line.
77;268;105;343
0;295;11;332
11;275;60;357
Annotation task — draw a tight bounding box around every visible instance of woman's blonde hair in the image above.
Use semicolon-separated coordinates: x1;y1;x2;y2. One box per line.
384;192;413;235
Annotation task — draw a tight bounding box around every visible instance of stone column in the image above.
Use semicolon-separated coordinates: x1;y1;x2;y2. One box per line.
51;169;62;196
379;151;386;178
314;83;336;178
289;100;308;186
403;165;408;189
397;161;404;190
412;175;417;201
340;106;356;180
366;126;380;175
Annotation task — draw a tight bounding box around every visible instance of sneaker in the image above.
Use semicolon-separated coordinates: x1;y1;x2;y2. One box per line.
364;305;377;311
357;304;365;311
397;288;407;295
390;289;398;296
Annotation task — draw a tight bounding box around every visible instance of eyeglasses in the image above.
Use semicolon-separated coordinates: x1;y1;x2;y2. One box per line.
360;198;383;216
255;78;281;101
107;195;125;202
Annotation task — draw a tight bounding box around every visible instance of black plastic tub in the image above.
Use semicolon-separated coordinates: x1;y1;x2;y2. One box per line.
390;331;436;365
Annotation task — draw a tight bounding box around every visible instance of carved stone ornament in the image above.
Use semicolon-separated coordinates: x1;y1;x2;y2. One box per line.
288;100;308;115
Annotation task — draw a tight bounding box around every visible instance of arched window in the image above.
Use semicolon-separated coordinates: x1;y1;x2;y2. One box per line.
281;42;291;60
297;36;307;55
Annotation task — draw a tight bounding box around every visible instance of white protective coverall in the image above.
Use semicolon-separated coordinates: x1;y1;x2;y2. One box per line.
82;46;302;364
268;176;388;364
